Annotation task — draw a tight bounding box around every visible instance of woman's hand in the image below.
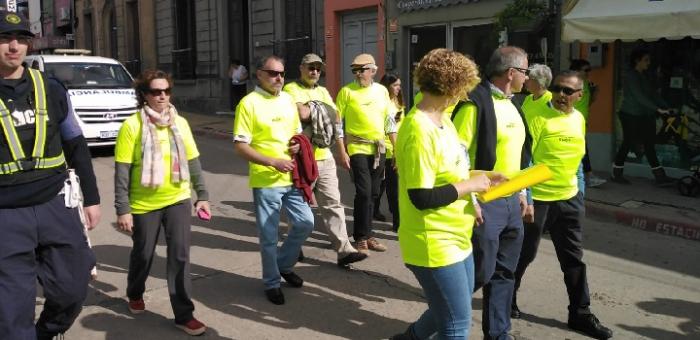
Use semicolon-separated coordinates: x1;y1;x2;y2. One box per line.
466;174;491;193
195;200;211;218
117;213;134;234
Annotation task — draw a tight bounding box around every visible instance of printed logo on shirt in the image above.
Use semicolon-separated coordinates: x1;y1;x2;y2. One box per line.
10;109;49;127
506;122;518;129
558;136;573;143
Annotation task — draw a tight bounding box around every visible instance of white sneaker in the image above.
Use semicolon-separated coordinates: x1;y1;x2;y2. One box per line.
587;175;607;187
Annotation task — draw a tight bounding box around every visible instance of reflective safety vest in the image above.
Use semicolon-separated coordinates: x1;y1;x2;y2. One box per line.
0;68;66;175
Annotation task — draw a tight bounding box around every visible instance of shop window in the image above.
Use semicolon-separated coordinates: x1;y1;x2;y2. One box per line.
616;38;700;170
172;0;196;79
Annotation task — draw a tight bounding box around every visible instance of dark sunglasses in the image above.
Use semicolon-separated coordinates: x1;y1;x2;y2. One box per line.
260;69;286;78
550;84;582;96
352;67;370;74
511;67;530;76
307;66;322;72
146;88;172;96
0;34;32;44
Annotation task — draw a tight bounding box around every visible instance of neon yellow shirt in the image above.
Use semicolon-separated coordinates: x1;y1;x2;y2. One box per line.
336;82;393;156
522;91;553;123
396;107;475;268
452;95;525;178
233;87;301;188
115;113;199;214
385;100;404;159
528;105;586;201
574;81;591;121
283;81;337;161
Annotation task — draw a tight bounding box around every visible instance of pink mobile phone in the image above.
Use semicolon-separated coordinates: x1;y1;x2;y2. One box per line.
197;208;211;221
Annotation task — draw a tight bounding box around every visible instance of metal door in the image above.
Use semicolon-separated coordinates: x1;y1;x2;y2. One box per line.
341;11;377;86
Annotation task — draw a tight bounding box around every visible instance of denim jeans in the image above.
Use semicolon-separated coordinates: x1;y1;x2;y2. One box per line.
407;255;475;340
253;186;314;289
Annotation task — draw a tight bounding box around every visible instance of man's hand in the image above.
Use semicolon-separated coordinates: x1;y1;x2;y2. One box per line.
338;150;351;170
474;202;484;225
270;159;295;172
288;140;300;155
83;205;101;230
519;194;528;218
117;213;133;234
523;204;535;223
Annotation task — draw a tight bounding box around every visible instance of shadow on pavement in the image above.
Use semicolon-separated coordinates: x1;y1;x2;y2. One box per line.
617;298;700;339
81;311;233;339
86;244;409;339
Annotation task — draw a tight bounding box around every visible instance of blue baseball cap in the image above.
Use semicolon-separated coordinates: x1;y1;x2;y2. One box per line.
0;10;33;37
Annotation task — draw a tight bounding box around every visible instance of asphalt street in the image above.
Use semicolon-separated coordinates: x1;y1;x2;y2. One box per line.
51;132;700;339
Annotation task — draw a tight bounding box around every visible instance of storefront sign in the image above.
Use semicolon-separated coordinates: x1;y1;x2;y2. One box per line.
397;0;478;13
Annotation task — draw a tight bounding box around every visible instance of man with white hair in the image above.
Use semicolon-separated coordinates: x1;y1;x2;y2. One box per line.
336;53;397;254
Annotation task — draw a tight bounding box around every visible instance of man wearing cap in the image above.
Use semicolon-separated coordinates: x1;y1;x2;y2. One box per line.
283;53;367;267
0;10;101;339
336;53;396;254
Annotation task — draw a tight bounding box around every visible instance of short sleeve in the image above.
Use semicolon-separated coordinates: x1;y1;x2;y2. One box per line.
400;132;437;189
115;117;138;164
335;87;347;119
383;89;397;134
178;118;200;160
233;98;254;143
321;87;338;111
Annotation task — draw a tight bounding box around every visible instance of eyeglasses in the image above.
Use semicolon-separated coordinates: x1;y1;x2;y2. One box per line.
306;66;322;72
260;69;286;78
352;67;370;74
582;68;592;73
510;67;530;76
0;34;31;45
146;88;172;96
550;84;582;96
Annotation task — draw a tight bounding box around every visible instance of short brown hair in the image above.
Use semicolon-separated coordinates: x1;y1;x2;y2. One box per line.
413;48;480;100
133;69;173;108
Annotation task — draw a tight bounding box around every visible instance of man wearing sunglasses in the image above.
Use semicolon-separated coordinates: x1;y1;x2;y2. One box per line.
0;10;101;339
336;53;397;255
283;53;367;267
233;55;314;305
451;46;532;340
515;71;613;340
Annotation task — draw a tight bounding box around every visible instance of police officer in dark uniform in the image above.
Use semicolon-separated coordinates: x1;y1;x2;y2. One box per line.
0;10;101;340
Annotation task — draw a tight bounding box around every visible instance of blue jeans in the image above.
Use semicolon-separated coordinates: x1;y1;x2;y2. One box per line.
407;255;475;340
253;186;314;289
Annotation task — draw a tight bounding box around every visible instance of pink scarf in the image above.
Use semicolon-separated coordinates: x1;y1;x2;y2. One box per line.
140;104;189;187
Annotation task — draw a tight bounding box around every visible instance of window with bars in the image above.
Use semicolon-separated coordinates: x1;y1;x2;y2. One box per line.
172;0;196;79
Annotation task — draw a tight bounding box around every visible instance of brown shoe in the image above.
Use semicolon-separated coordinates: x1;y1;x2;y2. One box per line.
355;240;369;255
367;237;387;252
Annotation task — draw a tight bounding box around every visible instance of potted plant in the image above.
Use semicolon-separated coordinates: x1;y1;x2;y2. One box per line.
495;0;548;32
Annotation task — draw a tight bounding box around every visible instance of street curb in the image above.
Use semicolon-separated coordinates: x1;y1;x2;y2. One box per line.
585;200;700;242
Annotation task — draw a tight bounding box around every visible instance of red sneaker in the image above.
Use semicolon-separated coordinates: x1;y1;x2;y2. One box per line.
176;318;206;336
127;299;145;314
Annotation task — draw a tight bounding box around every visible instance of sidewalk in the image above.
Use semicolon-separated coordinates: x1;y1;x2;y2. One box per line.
180;111;700;243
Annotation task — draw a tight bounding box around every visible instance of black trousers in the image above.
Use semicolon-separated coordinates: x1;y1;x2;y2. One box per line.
231;84;247;111
375;158;399;230
350;154;385;241
614;113;660;168
127;199;195;324
0;194;95;340
514;192;592;317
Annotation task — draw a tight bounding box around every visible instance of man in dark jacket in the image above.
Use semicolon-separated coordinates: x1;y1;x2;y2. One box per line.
452;46;532;340
0;10;101;340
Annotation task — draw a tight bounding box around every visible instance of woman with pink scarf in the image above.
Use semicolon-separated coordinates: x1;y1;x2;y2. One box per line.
114;69;209;335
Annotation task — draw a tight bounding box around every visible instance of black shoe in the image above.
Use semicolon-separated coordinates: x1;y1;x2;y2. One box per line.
511;300;522;319
390;324;419;340
280;271;304;288
337;252;368;267
297;249;305;262
264;288;285;305
568;313;613;339
373;212;386;221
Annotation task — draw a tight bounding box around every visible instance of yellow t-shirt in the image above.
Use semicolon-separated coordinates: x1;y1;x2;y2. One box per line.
385;100;404;159
283;81;337;161
528;105;586;201
336;82;393;156
452;95;525;178
522;91;553;123
396;107;475;268
114;113;199;214
233;87;301;188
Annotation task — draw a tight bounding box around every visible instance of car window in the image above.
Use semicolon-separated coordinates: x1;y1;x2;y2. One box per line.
45;62;133;89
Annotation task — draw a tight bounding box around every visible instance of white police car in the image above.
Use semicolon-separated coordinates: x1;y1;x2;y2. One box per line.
25;50;138;147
